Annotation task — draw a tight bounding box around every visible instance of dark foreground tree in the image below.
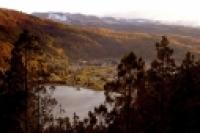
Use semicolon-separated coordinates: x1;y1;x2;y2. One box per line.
0;30;57;133
170;52;200;133
0;31;28;133
83;36;200;133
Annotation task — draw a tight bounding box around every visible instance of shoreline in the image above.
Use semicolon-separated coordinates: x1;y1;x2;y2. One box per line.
42;82;104;92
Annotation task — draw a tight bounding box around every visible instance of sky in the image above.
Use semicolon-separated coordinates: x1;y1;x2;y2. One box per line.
0;0;200;25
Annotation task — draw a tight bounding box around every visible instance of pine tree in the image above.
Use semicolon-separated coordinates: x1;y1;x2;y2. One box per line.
0;30;57;133
101;52;145;132
0;30;28;133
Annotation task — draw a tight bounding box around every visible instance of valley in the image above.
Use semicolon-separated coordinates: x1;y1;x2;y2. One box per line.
0;4;200;132
0;8;200;90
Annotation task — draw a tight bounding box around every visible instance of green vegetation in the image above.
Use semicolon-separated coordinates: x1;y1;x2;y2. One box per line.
66;65;116;90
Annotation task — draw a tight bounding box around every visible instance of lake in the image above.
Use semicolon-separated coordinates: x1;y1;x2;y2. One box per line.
52;86;105;119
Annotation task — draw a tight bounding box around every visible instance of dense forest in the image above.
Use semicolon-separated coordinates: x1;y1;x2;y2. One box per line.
0;28;200;133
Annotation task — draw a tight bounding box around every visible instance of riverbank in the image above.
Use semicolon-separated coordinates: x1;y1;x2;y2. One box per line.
41;65;116;91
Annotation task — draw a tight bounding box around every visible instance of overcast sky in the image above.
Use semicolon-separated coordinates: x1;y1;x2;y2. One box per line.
0;0;200;25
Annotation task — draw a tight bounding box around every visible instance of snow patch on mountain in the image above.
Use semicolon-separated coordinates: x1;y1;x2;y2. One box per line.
48;13;68;22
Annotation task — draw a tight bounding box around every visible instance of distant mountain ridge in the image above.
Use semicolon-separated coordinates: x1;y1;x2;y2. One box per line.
32;12;160;26
33;12;200;38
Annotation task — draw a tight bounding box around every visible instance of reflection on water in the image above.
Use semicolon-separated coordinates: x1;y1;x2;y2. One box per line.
52;86;105;119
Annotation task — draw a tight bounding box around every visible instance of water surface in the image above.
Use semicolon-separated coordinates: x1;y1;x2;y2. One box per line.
52;86;105;119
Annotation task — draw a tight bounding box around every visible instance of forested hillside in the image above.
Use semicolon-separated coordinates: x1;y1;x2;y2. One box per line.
0;8;200;82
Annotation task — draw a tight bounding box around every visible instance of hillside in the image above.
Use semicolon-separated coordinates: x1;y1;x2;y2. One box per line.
0;8;200;84
0;8;70;81
32;12;200;61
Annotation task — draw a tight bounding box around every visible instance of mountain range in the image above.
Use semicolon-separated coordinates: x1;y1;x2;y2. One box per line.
33;12;159;26
33;12;200;37
1;8;200;75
